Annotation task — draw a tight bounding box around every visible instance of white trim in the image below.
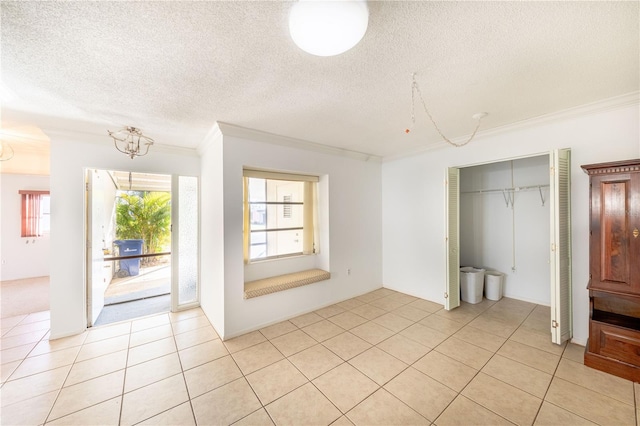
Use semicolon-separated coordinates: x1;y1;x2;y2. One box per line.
34;90;639;164
243;168;319;182
49;327;88;340
384;91;640;163
216;122;382;163
196;122;223;156
221;287;382;341
570;337;587;346
44;127;200;157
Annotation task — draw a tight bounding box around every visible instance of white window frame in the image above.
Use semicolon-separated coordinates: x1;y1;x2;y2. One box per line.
243;168;319;263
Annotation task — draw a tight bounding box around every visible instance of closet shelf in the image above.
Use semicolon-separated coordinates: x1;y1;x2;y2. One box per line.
461;184;549;194
461;184;550;207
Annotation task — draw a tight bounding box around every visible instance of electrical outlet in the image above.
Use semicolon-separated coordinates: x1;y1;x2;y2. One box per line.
347;268;351;275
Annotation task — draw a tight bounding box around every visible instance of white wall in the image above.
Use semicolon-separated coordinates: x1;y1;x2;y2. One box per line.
200;126;383;339
460;155;551;305
382;103;640;346
199;126;225;336
0;174;50;281
49;132;200;339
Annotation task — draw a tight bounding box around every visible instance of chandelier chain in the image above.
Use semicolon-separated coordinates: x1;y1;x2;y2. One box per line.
410;73;484;148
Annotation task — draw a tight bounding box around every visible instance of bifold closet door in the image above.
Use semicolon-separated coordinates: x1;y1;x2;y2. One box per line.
550;148;572;344
445;167;460;310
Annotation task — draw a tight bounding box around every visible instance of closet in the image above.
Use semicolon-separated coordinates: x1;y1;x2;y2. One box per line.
459;155;551;304
446;149;572;344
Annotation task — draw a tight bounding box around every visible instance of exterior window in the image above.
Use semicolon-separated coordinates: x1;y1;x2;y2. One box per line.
243;169;318;263
20;190;50;237
283;195;292;219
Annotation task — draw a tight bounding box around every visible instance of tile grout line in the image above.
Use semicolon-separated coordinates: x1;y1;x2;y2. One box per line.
506;304;554;426
260;300;396;424
538;348;637;425
42;322;114;425
235;327;288;425
117;312;209;425
228;296;395;424
432;301;536;426
430;301;508;425
5;318;65;424
271;296;433;424
341;295;471;425
5;295;627;426
117;322;133;426
168;315;199;426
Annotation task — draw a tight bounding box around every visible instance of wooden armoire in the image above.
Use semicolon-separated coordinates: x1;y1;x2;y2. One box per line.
581;159;640;382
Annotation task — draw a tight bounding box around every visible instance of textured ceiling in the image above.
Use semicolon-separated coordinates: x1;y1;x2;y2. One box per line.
1;1;638;161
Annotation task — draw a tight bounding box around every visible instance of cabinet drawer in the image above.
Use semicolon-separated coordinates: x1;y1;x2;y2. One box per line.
590;321;640;365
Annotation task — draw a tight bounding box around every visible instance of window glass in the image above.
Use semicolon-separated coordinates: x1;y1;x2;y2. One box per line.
245;176;313;261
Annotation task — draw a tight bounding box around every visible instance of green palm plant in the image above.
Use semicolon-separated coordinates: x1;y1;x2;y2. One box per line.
116;192;171;259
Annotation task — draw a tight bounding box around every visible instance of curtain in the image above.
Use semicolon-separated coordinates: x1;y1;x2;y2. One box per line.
302;181;315;255
243;177;250;264
20;191;48;237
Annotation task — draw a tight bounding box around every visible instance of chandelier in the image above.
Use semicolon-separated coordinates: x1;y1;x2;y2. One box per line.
406;73;488;148
0;140;14;161
107;126;154;159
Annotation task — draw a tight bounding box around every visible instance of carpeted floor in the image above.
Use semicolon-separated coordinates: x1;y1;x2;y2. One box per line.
1;271;171;326
0;276;50;318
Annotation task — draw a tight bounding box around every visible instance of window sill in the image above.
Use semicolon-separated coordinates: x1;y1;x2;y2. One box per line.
248;253;311;265
244;268;330;299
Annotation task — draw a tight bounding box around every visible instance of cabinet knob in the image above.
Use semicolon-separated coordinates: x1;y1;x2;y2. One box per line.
634;228;639;239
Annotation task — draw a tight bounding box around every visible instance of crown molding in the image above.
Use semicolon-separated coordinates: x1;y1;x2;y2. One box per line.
215;122;382;163
45;127;200;157
196;122;223;156
384;91;640;163
40;122;200;157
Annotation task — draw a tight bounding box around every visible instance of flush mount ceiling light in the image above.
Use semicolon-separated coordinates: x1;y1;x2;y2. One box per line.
406;73;488;148
108;126;154;159
289;0;369;57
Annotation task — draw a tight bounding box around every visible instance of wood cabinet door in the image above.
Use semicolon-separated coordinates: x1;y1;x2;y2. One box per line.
590;172;640;293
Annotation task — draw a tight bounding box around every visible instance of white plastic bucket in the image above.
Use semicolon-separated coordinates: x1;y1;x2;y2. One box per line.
460;267;485;304
484;271;504;301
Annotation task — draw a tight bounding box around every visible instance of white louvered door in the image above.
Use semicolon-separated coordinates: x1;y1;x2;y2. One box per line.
550;149;572;344
445;167;461;310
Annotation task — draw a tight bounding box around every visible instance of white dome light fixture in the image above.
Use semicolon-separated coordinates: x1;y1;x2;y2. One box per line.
289;0;369;57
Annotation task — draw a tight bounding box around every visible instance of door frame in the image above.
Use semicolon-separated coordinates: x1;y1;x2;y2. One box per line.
445;149;572;344
85;169;201;326
85;169;107;327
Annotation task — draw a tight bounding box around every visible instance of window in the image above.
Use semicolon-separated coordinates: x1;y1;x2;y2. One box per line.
20;190;50;237
283;195;292;219
243;169;318;262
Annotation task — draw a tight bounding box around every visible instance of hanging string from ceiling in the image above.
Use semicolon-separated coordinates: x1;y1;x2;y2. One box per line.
405;72;488;148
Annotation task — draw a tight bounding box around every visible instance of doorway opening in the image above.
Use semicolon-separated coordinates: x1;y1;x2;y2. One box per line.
446;149;572;345
86;169;173;327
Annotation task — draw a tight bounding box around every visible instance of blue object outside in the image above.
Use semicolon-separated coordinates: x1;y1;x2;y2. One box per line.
114;239;144;276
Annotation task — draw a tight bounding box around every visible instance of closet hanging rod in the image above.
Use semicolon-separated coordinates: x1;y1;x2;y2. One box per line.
461;184;550;195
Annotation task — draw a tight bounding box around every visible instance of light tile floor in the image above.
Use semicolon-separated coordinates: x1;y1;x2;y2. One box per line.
1;288;639;425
